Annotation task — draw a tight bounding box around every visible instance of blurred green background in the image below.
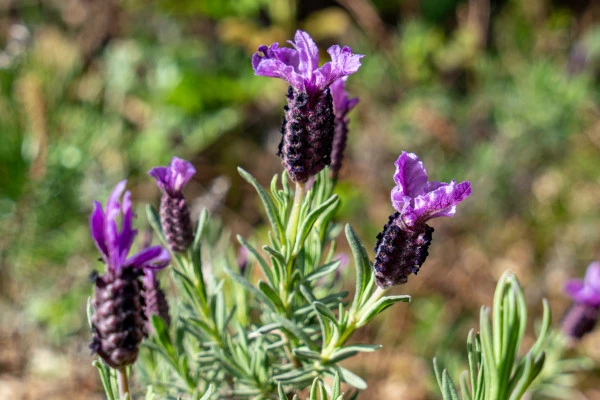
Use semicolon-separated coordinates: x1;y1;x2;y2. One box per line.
0;0;599;398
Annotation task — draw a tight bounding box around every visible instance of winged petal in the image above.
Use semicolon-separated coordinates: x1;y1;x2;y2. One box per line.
90;201;108;259
292;30;319;77
125;246;170;269
393;152;428;198
413;180;472;221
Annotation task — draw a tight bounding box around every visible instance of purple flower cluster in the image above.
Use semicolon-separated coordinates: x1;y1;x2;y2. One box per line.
330;77;359;179
374;152;471;288
562;262;600;339
149;157;196;252
253;31;363;183
89;181;170;368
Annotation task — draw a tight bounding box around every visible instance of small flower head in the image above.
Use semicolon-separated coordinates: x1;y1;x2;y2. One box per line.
565;262;600;307
253;31;363;183
89;181;170;368
148;157;196;196
329;77;359;178
149;157;196;252
143;267;171;330
561;262;600;340
252;30;364;99
374;152;471;288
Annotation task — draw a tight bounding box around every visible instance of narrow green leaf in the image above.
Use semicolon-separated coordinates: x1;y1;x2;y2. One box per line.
356;295;411;327
278;382;288;400
198;384;214;400
93;360;116;400
328;344;382;363
238;167;284;243
272;313;317;349
310;377;320;400
328;366;367;390
152;315;175;359
442;370;461;400
345;224;371;312
294;195;339;253
225;268;277;312
258;281;285;312
313;301;338;325
304;260;341;282
294;348;323;361
331;373;341;399
237;235;276;287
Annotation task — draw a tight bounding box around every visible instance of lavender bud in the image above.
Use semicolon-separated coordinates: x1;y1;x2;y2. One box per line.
90;267;147;368
149;157;197;253
278;86;335;183
374;212;434;288
144;271;170;331
160;193;193;252
561;303;599;340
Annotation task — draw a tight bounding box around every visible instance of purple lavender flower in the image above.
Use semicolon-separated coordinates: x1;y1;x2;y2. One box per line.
149;157;196;252
252;30;364;183
90;181;170;368
329;77;359;179
144;267;171;331
374;152;471;288
562;262;600;339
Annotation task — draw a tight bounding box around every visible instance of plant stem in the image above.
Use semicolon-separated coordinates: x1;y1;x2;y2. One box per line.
286;182;305;251
117;367;130;400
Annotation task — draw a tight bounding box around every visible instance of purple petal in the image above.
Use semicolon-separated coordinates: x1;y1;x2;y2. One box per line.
125;246;170;270
253;59;305;91
584;262;600;292
90;201;108;259
105;181;127;270
330;77;359;117
118;191;137;262
413;180;472;222
317;45;364;87
148;166;171;193
393;152;428;198
169;157;196;193
292;30;319;78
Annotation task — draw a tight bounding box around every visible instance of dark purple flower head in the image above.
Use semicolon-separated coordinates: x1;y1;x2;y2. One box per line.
390;152;472;229
329;77;358;178
90;180;170;273
565;262;600;307
252;30;364;99
330;77;359;118
373;152;471;288
148;157;196;196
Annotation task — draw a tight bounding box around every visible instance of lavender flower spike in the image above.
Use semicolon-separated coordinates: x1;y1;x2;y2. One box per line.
144;267;171;331
374;152;471;288
90;181;170;369
561;262;600;339
149;157;196;252
252;30;364;183
329;77;359;179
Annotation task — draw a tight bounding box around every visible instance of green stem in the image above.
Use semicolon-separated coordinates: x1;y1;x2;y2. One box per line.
324;286;388;357
117;367;130;400
286;182;305;252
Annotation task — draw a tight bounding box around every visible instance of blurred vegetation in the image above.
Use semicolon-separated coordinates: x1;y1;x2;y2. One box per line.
0;0;599;398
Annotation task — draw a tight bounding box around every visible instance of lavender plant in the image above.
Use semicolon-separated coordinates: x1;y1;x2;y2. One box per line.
84;30;568;400
433;272;551;400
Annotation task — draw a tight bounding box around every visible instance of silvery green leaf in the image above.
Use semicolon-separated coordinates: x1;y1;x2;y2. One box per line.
294;195;339;253
152;315;175;358
93;359;116;400
442;370;460;400
331;373;341;399
355;295;411;327
238;167;284;243
313;302;338;326
294;348;322;361
258;281;285;312
272;314;317;349
345;224;371;312
304;260;341;282
327;366;367;390
225;268;277;312
327;344;382;363
274;367;317;385
198;384;214;400
278;382;288;400
237;235;276;287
